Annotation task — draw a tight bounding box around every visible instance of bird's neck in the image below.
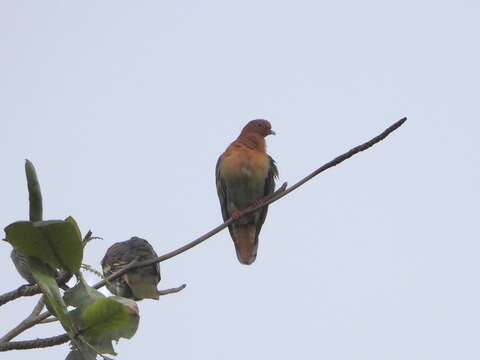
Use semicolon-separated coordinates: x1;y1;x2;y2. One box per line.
236;133;266;152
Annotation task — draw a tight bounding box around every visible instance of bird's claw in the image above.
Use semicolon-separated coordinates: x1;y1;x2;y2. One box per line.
253;198;264;207
231;211;242;220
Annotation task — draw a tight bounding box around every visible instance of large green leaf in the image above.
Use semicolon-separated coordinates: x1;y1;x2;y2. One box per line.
83;336;116;356
65;346;97;360
81;297;139;354
64;277;105;310
65;279;138;356
4;219;83;273
29;258;76;335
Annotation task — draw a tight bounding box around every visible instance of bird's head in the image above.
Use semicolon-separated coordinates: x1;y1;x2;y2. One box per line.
240;119;275;137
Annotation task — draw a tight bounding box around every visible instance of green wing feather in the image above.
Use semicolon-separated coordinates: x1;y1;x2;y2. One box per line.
215;156;228;220
255;156;278;236
125;272;160;300
215;155;236;242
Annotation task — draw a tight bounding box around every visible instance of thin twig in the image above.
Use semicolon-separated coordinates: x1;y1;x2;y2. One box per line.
158;284;187;296
0;296;45;343
83;230;103;248
39;316;58;325
0;271;71;307
31;296;45;316
28;311;51;327
0;284;41;307
0;117;407;349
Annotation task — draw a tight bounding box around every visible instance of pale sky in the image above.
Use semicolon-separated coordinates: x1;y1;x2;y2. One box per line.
1;1;479;359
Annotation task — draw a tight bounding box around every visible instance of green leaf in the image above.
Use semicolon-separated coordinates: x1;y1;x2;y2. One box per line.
65;216;82;245
5;219;83;273
81;297;139;354
85;337;116;356
65;279;118;357
64;277;105;310
65;346;97;360
29;258;76;335
69;308;83;327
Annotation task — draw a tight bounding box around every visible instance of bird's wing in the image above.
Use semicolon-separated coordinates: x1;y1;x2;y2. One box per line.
124;239;161;300
255;155;278;235
140;238;161;282
216;154;237;241
215;154;230;222
126;272;160;300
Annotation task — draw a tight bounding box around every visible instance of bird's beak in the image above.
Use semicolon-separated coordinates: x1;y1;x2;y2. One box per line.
269;130;276;136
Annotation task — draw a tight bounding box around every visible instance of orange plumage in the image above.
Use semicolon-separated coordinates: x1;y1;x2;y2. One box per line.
216;119;278;264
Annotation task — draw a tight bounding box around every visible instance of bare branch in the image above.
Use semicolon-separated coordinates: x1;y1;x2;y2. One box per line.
158;284;187;296
0;271;71;307
39;316;58;325
0;334;70;352
31;297;45;316
0;296;45;343
32;311;51;324
0;285;41;307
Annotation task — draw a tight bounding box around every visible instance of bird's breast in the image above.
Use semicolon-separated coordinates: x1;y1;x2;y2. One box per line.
220;146;269;181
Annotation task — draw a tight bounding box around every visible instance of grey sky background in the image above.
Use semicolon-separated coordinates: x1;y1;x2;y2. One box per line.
1;1;479;359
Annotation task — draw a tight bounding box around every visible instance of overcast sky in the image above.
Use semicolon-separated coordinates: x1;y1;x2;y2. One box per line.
1;1;479;359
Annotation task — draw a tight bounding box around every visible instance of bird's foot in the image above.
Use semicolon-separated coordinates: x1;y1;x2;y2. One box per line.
253;198;265;207
231;211;242;220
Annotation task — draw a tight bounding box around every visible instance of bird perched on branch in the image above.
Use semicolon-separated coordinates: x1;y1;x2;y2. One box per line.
10;249;70;290
216;119;278;265
101;237;161;300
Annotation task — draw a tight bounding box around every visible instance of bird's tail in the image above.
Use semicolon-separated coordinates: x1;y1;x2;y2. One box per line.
124;271;160;300
232;224;258;265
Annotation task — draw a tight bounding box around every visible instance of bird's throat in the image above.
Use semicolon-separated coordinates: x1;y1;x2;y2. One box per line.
236;133;266;152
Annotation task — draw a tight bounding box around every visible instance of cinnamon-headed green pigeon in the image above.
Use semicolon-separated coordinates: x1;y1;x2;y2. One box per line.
216;119;278;265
